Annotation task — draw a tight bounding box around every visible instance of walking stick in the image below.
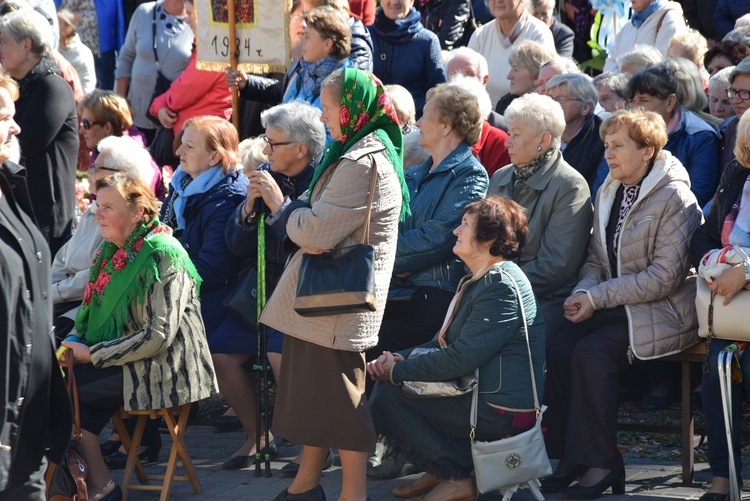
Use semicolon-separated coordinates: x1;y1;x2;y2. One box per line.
254;211;272;477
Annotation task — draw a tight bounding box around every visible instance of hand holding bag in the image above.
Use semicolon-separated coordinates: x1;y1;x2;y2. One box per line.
401;347;478;398
470;268;551;496
293;162;379;317
696;280;750;343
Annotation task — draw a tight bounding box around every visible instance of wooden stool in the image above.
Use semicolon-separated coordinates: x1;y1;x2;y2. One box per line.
111;403;201;500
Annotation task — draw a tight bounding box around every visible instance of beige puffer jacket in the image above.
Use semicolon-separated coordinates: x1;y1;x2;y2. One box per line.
576;150;702;360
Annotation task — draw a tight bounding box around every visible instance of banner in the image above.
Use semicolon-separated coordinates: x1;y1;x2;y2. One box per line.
195;0;291;74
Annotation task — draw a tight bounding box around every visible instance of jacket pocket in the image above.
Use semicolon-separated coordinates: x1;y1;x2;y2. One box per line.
479;355;502;394
631;215;655;228
664;298;684;328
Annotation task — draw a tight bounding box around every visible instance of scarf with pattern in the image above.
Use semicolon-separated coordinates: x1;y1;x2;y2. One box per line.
74;219;201;346
513;147;555;187
300;56;347;101
309;67;410;219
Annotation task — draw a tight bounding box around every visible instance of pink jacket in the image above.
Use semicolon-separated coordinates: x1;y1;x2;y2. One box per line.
149;51;232;134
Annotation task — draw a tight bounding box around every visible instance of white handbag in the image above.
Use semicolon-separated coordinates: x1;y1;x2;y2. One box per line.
696;278;750;341
470;269;551;500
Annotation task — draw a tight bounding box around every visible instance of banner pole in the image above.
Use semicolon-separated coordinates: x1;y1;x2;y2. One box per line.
228;0;240;132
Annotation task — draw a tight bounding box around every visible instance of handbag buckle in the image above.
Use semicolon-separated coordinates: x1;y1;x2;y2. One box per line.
470;426;476;440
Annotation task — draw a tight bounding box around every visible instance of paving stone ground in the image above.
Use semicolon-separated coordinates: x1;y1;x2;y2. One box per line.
107;425;750;500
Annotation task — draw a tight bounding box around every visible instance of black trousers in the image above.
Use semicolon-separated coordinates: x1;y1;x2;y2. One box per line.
543;308;630;471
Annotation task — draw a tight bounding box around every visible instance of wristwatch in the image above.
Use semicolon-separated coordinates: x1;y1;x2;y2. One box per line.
744;261;750;283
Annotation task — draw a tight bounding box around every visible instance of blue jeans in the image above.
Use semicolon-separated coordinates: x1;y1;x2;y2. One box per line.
702;339;750;479
94;50;116;90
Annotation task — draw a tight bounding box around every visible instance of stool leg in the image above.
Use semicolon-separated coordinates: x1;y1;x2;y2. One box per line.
167;404;202;495
125;415;150;492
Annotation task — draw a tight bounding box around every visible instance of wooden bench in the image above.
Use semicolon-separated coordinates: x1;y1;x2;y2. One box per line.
617;342;706;487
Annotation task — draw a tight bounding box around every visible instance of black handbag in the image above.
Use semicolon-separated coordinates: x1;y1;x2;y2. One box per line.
293;163;379;317
223;267;259;330
45;355;88;501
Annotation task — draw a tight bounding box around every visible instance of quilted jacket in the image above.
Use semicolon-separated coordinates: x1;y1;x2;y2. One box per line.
576;150;702;360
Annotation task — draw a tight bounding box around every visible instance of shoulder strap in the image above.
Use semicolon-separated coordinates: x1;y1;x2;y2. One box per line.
655;10;668;34
152;4;159;68
361;157;378;245
470;266;539;432
65;354;82;442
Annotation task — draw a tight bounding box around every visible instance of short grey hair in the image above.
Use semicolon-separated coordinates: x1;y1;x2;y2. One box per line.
730;57;750;83
445;46;489;81
261;100;326;160
529;0;554;10
96;136;156;185
238;136;268;173
709;66;734;94
723;25;750;45
736;13;750;30
660;57;708;112
0;8;54;58
504;93;566;147
539;56;581;75
593;72;629;95
403;130;429;169
384;84;416;126
545;73;599;113
447;74;492;118
617;44;663;75
508;40;557;80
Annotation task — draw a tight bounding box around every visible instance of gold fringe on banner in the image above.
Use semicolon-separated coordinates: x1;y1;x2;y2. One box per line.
196;60;289;74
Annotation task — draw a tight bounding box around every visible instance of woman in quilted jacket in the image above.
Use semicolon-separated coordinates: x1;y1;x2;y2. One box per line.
542;109;702;499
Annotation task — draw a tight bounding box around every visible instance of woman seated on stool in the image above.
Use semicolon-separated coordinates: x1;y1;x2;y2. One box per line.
61;173;217;501
368;197;546;501
542;109;701;499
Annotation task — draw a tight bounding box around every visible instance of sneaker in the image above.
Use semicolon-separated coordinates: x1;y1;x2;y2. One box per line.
366;452;419;479
367;441;387;468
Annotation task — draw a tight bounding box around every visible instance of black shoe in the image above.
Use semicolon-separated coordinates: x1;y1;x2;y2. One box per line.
104;445;161;470
223;440;278;470
273;484;326;501
560;470;625;499
99;439;122;457
698;494;729;501
540;465;588;492
210;415;242;431
280;449;335;478
99;481;123;501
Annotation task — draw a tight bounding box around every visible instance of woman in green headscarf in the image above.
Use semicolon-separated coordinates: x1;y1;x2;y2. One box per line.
260;67;409;501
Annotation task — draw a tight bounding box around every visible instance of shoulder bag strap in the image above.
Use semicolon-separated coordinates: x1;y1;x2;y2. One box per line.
360;157;378;245
152;4;160;70
470;266;538;434
65;354;82;442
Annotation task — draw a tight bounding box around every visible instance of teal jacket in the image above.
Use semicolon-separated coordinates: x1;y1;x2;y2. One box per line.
390;260;545;410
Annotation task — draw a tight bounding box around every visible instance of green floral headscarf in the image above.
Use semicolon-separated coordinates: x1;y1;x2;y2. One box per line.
309;67;411;219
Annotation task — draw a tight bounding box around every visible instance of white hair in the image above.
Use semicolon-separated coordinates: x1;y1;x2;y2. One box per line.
504;93;566;147
447;74;492;118
96;136;156;188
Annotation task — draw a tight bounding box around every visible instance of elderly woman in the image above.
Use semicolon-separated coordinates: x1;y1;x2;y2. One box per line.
543;109;701;499
615;44;664;77
368;0;446;116
535;56;581;95
661;57;718;125
692;110;750;501
212;102;326;470
79;90;164;199
488;93;592;336
368;197;545;501
148;0;231;140
719;60;750;173
161;116;248;335
259;67;408;501
495;40;556;115
227;6;351;111
593;72;629;114
385;84;417;134
625;65;720;207
61;173;217;501
602;0;687;73
115;0;192;143
57;8;96;94
704;41;750;77
709;67;735;121
530;0;574;57
545;73;604;187
0;9;78;255
366;82;489;476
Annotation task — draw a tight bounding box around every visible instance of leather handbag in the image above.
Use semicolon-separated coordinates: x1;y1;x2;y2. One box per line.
401;347;478;398
696;278;750;341
45;355;88;501
470;268;551;495
293;163;379;317
223;267;260;330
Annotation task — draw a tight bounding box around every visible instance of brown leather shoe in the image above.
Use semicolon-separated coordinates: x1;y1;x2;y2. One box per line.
392;472;441;498
422;479;476;501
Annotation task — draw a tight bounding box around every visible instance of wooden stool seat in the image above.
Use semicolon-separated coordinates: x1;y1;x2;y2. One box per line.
112;403;201;500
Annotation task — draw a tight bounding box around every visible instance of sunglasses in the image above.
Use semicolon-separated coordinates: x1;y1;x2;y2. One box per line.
82;118;102;130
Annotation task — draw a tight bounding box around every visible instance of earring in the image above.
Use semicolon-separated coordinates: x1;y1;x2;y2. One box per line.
537;145;542;152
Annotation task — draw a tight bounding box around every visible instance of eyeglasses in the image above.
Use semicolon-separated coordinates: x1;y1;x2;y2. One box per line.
82;118;102;130
93;163;120;173
261;134;294;152
551;97;583;104
727;87;750;101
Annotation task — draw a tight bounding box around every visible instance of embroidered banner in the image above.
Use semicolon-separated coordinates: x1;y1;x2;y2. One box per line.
195;0;291;73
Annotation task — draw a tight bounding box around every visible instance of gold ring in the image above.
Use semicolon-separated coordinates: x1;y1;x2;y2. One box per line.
258;179;264;184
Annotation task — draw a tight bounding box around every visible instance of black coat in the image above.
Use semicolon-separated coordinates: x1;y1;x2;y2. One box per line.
562;114;605;188
0;161;71;493
14;58;79;241
550;18;574;58
418;0;472;50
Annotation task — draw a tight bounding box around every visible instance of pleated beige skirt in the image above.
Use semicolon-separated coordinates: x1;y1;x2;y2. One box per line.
273;335;376;452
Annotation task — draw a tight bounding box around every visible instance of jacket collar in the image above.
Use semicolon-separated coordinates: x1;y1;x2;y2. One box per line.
492;148;563;191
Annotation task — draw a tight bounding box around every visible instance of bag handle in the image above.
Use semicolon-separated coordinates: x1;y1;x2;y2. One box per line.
360;158;378;246
152;5;160;70
63;352;82;442
470;266;539;436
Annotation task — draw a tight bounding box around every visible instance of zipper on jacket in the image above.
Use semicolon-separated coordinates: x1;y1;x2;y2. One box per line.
632;215;655;228
665;298;684;328
626;346;634;364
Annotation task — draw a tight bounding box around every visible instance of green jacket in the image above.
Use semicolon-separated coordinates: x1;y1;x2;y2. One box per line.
391;261;545;410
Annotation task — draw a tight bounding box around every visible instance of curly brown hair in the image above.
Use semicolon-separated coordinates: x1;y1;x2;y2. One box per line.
461;197;528;258
425;82;483;146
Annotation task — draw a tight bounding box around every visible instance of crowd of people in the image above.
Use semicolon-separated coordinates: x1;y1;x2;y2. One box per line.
4;0;750;500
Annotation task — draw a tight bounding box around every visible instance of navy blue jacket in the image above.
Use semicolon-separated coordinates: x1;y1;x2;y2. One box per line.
161;170;248;334
393;141;488;292
713;0;750;39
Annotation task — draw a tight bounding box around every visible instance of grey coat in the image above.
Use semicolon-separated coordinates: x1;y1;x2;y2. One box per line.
260;134;403;352
577;150;702;360
488;149;593;332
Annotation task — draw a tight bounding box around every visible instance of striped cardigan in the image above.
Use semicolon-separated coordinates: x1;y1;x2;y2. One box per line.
89;253;218;411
